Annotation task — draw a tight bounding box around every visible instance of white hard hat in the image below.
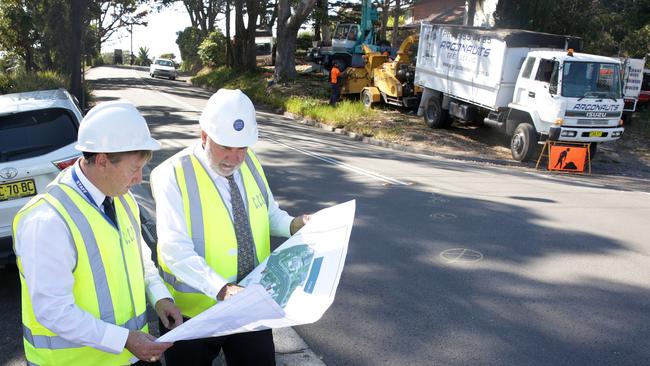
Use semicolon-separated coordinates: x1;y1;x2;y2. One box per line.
75;100;161;153
199;89;258;147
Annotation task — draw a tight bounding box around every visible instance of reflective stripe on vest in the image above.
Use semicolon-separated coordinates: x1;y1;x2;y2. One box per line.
48;185;116;323
23;311;146;350
177;152;270;261
158;149;271;317
14;175;148;365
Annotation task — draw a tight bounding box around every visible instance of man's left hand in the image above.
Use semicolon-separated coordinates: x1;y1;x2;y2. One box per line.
290;214;312;235
155;298;183;330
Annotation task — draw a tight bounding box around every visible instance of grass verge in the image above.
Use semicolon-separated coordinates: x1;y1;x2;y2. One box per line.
1;70;94;106
191;67;393;139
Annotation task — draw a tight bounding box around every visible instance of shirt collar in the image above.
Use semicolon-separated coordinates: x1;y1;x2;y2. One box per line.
72;159;106;207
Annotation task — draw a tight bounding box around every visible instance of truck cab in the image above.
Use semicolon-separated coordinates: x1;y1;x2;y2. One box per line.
509;50;624;159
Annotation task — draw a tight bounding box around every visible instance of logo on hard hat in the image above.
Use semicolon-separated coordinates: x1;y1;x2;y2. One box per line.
233;119;245;131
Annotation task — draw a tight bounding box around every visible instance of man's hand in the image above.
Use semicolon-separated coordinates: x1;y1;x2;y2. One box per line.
217;283;245;301
155;298;183;330
125;330;172;363
290;214;312;235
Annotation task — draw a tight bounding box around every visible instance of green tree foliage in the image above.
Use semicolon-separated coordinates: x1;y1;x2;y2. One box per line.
495;0;650;57
176;26;204;71
159;53;176;60
137;46;151;66
0;0;40;71
297;32;314;51
158;0;224;38
198;29;229;67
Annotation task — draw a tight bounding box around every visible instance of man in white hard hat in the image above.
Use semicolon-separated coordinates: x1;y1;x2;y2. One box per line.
13;100;183;365
151;89;310;366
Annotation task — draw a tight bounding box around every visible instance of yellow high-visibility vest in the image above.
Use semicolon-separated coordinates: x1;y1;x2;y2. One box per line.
13;175;148;366
157;149;271;317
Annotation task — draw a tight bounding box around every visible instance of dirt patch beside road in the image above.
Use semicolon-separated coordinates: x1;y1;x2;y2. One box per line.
286;102;650;178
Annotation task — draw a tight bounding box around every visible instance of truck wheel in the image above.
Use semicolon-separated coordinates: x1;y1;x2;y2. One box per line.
510;123;538;162
424;97;450;128
362;90;374;108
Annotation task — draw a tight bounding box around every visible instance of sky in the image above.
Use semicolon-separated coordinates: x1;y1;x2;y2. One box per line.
101;3;191;61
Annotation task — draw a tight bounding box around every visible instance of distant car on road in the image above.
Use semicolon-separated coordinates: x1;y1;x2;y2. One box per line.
0;88;83;267
149;58;177;80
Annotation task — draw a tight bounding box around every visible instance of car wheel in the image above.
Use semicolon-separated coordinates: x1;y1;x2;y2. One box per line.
423;96;450;128
510;123;538;162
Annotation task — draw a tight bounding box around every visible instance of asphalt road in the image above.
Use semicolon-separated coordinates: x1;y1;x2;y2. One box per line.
2;65;649;366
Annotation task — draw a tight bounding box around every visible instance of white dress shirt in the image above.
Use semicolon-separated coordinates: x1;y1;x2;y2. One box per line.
151;142;294;299
14;160;171;354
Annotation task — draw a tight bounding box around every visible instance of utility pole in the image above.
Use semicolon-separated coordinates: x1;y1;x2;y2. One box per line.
130;23;134;65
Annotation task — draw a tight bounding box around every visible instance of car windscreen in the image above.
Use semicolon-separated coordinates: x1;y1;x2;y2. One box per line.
0;108;78;162
156;60;173;67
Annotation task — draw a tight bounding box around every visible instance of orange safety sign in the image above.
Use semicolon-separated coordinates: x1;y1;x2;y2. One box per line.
548;144;587;172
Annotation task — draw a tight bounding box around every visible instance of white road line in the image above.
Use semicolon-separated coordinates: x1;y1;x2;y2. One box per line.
132;69;202;113
266;136;410;186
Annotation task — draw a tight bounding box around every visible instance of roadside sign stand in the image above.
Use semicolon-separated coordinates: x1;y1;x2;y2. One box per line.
536;141;591;174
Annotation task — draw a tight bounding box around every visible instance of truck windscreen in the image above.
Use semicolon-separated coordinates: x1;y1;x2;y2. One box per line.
561;61;621;99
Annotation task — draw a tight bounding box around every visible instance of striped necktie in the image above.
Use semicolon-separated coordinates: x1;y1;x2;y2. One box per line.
226;174;256;281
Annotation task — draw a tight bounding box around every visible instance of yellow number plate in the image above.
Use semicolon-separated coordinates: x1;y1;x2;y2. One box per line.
589;131;603;137
0;179;36;201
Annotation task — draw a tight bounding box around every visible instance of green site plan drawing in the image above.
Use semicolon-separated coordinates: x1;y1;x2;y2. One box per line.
259;244;315;307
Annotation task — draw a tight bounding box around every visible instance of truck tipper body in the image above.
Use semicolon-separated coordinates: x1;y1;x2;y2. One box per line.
415;23;625;161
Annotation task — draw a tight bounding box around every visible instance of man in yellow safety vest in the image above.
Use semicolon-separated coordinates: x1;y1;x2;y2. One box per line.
13;100;183;365
151;88;311;366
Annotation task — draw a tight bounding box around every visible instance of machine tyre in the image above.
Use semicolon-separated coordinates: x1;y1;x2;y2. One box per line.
362;90;374;108
423;96;450;128
510;123;538;162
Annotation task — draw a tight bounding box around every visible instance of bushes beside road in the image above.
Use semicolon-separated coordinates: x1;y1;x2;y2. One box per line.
0;71;93;104
191;67;379;132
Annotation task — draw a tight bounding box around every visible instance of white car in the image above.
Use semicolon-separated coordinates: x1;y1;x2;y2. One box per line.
149;58;177;80
0;89;83;266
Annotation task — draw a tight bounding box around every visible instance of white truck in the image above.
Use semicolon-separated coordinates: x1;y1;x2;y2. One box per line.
619;57;646;118
415;24;625;161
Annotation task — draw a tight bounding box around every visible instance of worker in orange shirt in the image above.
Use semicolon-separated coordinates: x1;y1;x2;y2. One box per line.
329;62;342;106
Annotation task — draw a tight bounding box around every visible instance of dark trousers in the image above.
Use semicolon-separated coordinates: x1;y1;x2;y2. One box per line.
159;317;276;366
330;83;340;106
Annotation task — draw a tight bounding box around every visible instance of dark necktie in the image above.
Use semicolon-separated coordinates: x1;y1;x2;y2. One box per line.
102;196;117;227
226;174;256;281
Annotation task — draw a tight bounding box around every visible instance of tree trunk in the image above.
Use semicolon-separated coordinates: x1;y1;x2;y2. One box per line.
226;0;234;67
274;0;317;82
233;0;245;68
69;0;86;105
243;0;258;70
380;0;390;41
390;0;400;47
275;21;298;80
314;0;321;41
233;0;258;71
319;0;330;43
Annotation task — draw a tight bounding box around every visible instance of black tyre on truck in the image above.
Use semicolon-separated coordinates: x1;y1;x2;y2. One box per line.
511;123;538;162
423;96;451;128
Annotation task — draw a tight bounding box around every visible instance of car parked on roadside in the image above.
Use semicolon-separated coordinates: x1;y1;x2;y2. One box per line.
0;88;83;267
149;58;177;80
